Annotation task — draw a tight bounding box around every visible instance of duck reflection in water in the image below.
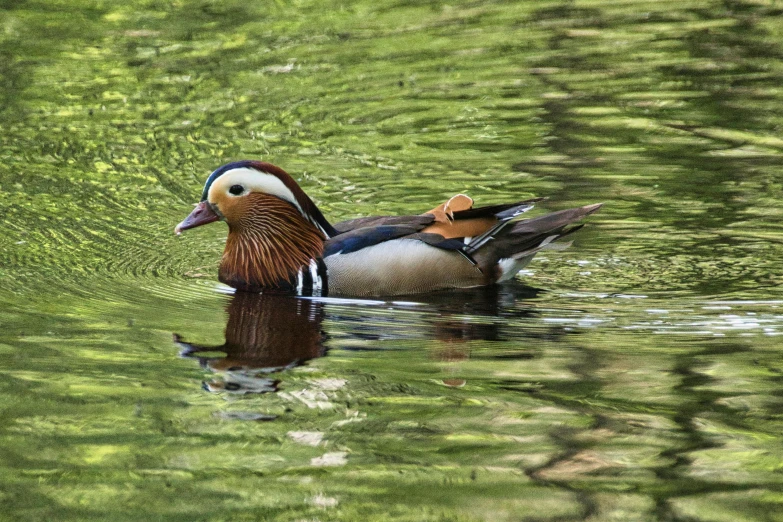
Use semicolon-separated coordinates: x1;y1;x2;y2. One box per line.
174;292;325;394
174;283;548;394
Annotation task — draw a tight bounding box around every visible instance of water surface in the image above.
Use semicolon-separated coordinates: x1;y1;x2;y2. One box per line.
2;0;783;520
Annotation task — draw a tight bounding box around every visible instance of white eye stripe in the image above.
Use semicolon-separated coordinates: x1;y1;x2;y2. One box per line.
208;167;303;213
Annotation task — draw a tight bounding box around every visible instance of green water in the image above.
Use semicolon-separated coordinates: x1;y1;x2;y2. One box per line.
2;0;783;520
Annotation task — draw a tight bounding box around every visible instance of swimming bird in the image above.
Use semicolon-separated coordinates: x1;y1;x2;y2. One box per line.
175;160;601;297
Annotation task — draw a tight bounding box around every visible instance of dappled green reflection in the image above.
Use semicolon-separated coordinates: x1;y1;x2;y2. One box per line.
3;0;783;519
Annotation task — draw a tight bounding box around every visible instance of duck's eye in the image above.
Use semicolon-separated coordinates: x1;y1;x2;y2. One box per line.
228;185;244;196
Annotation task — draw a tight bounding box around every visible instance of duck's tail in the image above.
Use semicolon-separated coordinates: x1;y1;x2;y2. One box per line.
467;203;602;282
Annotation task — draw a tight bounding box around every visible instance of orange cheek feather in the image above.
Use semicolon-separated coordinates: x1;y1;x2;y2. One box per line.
213;194;255;229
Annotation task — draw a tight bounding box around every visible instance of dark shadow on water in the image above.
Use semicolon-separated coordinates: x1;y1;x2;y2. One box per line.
325;283;544;347
417;283;543;344
419;283;542;315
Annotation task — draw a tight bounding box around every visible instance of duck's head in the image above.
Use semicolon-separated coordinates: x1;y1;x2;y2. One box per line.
175;160;336;291
175;160;336;237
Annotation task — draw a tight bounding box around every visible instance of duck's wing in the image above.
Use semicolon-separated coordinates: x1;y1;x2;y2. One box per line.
324;224;430;256
330;194;478;234
332;215;434;235
468;203;603;281
331;195;540;236
324;198;540;258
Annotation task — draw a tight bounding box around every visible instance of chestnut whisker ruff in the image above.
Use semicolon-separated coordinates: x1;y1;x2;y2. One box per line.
176;160;602;297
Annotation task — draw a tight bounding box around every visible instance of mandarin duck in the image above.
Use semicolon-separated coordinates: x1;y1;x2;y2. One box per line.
175;160;601;297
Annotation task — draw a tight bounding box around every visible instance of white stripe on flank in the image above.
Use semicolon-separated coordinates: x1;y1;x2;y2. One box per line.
296;269;304;295
309;259;322;296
